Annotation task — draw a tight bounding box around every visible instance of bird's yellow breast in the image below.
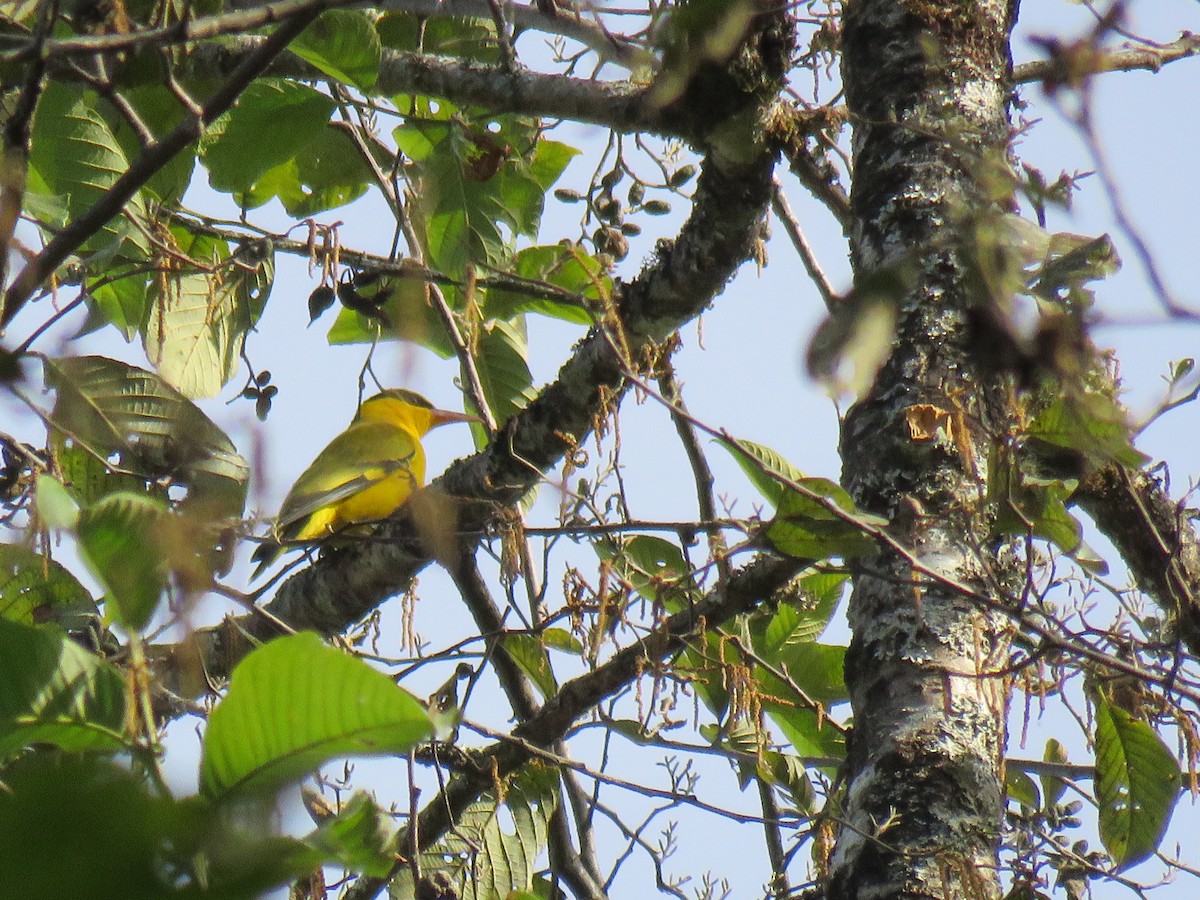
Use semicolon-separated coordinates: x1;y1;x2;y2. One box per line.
294;463;423;540
275;418;426;542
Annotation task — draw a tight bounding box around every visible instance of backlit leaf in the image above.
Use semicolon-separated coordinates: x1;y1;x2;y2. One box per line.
201;633;432;799
1094;698;1181;869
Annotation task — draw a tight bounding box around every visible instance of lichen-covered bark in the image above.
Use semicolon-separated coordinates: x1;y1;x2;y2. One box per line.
830;2;1020;898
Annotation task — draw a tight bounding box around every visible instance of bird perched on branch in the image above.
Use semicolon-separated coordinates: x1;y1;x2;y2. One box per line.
251;389;477;577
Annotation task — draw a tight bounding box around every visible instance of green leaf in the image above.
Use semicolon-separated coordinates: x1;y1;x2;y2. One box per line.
754;640;848;707
376;12;501;64
0;619;126;758
143;237;275;399
0;754;174;900
45;355;249;517
756;574;846;647
292;9;381;90
395;117;576;276
766;478;884;560
597;534;699;612
0;543;96;630
473;318;537;429
326;272;454;357
1006;768;1041;811
201;79;335;196
527;138;579;196
200;633;433;799
88;273;150;342
1029;233;1120;309
27;82;150;261
390;762;559;900
485;243;605;325
541;627;584;656
243;125;373;217
1094;698;1181;869
1027;394;1147;471
105;82;196;207
50;433;156;508
758;750;817;814
717;436;806;507
501;632;559;699
77;492;172;631
307;792;394;878
990;461;1107;573
764;702;845;760
675;636;730;719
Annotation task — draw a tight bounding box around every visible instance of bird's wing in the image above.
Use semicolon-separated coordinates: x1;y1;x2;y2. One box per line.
274;422;419;536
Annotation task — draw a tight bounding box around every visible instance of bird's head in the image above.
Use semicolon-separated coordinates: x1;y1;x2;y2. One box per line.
356;389;480;437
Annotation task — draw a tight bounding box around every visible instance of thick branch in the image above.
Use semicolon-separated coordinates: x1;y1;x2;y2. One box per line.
1;0;647;70
154;4;790;694
178;39;725;143
1076;465;1200;656
1012;33;1200;86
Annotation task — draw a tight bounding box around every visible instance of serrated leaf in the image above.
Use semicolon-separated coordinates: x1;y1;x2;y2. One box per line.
244;125;373;217
389;763;559;900
395;117;576;276
765;702;845;760
1028;394;1147;471
597;534;698;612
0;543;97;629
77;492;172;631
485;244;603;325
758;750;816;814
200;633;433;799
754;641;848;707
51;433;154;508
376;12;502;64
757;578;844;648
202;79;335;196
1094;698;1181;869
292;10;381;90
105;82;197;207
0;618;126;758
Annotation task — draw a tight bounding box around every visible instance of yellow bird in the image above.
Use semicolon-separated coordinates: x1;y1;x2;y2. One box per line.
252;389;477;575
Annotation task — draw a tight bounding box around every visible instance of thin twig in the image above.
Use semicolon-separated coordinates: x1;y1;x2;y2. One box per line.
770;174;838;311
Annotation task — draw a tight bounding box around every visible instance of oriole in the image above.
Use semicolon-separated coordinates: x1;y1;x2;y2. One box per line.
251;389;476;575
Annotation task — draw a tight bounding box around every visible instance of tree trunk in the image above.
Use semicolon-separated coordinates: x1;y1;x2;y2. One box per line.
831;2;1020;897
